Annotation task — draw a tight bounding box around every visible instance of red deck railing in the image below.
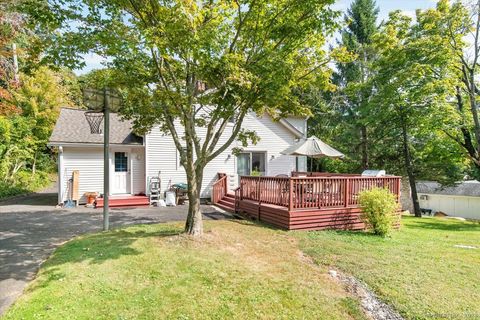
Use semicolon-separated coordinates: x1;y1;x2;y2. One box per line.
238;175;401;211
240;176;290;207
211;173;228;204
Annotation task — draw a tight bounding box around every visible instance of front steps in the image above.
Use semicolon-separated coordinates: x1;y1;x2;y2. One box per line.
95;195;150;208
214;193;235;213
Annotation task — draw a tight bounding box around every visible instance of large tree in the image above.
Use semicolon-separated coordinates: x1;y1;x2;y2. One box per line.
369;10;461;216
40;0;341;235
309;0;379;172
336;0;379;170
425;0;480;177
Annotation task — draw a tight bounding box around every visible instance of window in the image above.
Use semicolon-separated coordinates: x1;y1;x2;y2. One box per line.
236;152;266;176
114;152;128;172
295;156;307;172
251;152;265;174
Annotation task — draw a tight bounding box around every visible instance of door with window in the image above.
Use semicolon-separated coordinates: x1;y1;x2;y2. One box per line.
236;152;266;176
113;151;130;194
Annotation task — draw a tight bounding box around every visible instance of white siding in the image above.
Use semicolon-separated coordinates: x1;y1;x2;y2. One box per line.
285;117;307;136
284;117;307;171
131;148;146;195
239;113;297;177
145;113;299;198
61;146;145;204
419;193;480;220
145;122;236;198
62;147;104;204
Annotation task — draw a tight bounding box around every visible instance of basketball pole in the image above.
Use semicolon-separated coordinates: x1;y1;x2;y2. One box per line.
103;88;110;231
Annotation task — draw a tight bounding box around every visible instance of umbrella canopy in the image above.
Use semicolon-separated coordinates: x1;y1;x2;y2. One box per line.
281;136;345;159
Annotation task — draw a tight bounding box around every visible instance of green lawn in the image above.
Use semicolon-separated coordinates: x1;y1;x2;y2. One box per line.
6;217;479;320
296;216;480;320
4;220;364;320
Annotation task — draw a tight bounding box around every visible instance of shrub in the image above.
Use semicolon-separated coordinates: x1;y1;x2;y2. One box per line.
0;171;52;200
358;187;399;237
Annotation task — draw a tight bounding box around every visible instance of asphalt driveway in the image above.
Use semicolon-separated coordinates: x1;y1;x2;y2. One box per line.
0;190;229;315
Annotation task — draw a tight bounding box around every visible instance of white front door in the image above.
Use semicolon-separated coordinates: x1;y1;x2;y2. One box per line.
113;151;130;194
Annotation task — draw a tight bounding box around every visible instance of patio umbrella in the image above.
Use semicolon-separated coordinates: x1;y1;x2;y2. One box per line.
281;136;345;172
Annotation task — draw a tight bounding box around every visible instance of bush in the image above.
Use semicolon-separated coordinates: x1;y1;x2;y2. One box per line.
0;171;52;200
358;187;399;237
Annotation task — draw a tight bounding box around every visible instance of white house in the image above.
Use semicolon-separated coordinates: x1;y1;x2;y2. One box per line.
417;180;480;220
48;108;307;204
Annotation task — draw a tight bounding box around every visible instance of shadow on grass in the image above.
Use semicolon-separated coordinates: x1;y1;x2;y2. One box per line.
29;226;182;291
403;216;480;232
228;216;286;232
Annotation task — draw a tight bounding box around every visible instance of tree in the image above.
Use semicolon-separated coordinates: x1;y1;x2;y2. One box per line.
310;0;379;172
0;0;24;115
41;0;341;235
424;0;480;177
369;10;460;217
337;0;379;170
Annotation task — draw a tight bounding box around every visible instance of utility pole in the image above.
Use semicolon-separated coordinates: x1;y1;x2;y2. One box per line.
103;88;110;231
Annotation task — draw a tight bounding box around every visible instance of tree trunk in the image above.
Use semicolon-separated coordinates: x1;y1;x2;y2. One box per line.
360;125;369;170
454;87;480;172
467;86;480;165
184;169;204;236
32;151;37;178
401;121;421;217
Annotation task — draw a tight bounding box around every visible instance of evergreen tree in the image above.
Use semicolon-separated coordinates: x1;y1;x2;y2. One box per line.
329;0;379;170
309;0;379;172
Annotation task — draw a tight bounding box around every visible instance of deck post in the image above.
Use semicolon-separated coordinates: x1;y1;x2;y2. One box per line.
288;178;293;211
397;177;401;203
344;178;349;208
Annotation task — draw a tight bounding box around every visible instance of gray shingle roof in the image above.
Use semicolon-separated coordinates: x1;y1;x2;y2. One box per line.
416;181;480;197
49;108;143;145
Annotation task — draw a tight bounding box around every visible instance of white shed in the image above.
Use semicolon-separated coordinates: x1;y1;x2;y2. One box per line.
417;180;480;220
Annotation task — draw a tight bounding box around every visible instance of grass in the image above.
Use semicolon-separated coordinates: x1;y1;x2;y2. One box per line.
4;220;365;320
296;216;480;320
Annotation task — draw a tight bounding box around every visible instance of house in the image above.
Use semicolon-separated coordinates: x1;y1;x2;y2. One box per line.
417;180;480;220
48;108;308;205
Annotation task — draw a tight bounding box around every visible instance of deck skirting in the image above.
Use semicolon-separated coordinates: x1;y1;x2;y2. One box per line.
237;199;366;231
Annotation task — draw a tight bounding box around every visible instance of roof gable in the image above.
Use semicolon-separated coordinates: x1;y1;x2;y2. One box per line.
49;108;143;146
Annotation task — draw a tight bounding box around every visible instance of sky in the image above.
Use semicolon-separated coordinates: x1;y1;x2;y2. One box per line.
74;0;439;75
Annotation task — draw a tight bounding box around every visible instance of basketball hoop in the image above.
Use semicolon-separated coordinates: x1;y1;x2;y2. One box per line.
85;110;104;134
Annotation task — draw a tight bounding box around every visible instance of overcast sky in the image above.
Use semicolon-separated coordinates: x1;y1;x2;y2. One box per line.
75;0;439;75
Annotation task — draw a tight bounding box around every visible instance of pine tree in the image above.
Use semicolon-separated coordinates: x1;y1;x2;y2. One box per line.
333;0;379;170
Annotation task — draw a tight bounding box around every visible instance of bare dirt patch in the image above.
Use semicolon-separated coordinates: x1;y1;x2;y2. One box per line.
329;269;404;320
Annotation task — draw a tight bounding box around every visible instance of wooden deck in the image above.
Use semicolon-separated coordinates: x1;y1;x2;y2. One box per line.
212;173;401;231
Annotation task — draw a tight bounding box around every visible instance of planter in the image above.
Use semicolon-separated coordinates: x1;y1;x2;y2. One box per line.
84;192;99;205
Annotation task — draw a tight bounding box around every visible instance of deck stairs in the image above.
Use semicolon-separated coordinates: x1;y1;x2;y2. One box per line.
95;195;150;208
214;192;236;213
